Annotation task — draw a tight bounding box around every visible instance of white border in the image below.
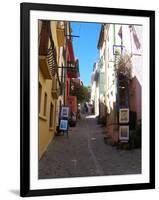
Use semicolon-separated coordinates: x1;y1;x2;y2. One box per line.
30;10;150;190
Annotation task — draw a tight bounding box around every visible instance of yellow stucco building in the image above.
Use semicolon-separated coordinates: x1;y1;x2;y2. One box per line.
38;20;66;159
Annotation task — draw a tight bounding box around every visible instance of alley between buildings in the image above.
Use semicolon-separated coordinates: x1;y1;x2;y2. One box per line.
39;114;141;179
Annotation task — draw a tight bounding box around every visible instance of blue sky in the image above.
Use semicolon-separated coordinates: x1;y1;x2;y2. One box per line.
71;22;101;86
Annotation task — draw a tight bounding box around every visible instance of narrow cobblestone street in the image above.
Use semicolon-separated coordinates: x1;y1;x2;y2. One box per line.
39;115;141;179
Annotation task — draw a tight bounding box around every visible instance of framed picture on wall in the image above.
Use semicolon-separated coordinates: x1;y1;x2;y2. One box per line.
20;2;155;197
119;125;129;141
119;108;129;123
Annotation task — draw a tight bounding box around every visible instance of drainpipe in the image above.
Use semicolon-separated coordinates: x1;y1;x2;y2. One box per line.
121;25;123;55
113;24;118;122
63;22;67;106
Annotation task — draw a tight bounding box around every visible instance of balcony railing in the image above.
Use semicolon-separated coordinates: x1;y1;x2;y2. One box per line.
46;47;57;77
39;47;58;80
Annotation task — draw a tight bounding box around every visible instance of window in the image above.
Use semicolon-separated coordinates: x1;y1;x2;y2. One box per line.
43;92;47;116
39;83;42;113
49;103;54;128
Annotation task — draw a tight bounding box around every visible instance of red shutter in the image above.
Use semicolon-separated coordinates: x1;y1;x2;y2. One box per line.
39;21;50;56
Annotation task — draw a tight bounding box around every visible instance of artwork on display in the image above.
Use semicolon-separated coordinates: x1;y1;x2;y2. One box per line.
119;125;129;141
119;108;129;123
60;106;69;119
59;119;68;131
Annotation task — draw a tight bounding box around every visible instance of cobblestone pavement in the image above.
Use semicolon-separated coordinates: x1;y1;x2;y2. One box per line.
39;114;141;179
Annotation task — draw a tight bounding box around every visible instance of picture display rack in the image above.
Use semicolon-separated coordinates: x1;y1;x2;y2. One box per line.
59;106;69;135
